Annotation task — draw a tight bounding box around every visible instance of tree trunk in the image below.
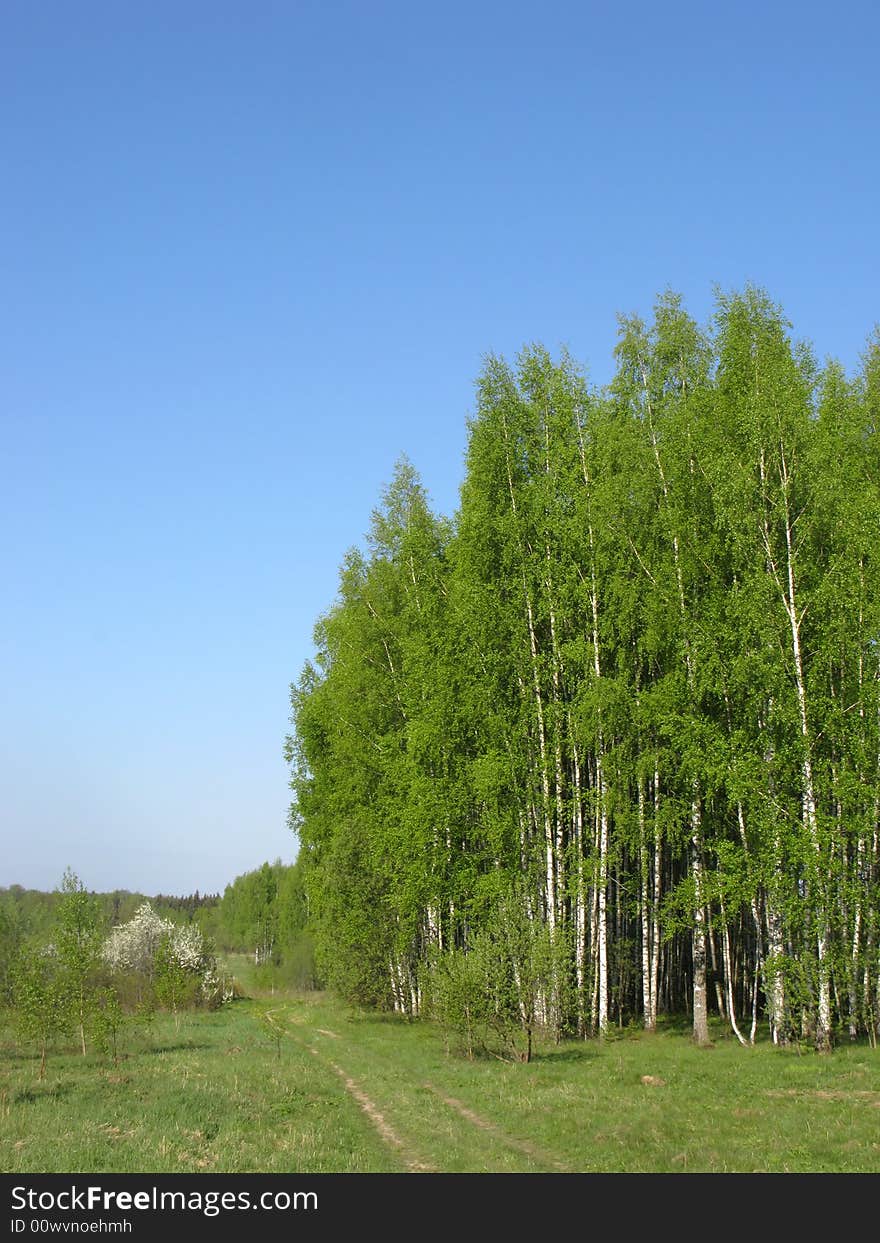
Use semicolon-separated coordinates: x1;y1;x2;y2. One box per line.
779;447;831;1052
639;773;654;1030
691;811;711;1047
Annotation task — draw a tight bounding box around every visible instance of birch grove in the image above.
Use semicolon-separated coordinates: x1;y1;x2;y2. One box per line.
288;289;880;1051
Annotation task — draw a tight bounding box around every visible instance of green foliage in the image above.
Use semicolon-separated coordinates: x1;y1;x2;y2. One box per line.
286;290;880;1050
430;889;561;1062
89;987;127;1066
55;869;105;1055
430;949;485;1058
0;896;25;1007
154;934;199;1028
10;950;71;1079
0;883;219;948
215;858;312;981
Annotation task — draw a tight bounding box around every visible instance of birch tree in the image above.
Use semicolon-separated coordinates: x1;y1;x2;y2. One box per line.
288;288;880;1051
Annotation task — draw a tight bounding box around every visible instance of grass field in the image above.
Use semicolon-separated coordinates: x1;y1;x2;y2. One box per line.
2;958;879;1174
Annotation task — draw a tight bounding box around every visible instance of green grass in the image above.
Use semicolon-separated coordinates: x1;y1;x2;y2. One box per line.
2;962;879;1174
0;999;397;1174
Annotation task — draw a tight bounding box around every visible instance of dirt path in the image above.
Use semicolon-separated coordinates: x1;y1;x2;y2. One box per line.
312;1047;434;1171
264;1004;573;1172
262;1007;435;1172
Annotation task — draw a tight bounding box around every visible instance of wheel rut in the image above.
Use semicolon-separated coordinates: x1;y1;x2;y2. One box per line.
262;1007;435;1172
263;1005;571;1172
308;1045;435;1171
421;1082;572;1171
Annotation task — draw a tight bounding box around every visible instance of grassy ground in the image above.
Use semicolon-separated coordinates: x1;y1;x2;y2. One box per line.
2;958;878;1173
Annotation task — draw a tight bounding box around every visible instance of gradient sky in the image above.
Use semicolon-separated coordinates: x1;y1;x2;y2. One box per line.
2;1;878;896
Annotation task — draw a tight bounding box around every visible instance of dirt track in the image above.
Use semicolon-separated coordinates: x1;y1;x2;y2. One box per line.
260;1005;563;1173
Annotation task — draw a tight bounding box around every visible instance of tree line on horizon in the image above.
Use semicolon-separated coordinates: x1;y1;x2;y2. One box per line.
287;287;880;1053
0;883;219;947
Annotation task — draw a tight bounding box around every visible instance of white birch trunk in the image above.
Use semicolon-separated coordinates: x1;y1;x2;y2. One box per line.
779;446;831;1050
571;730;588;1036
639;773;654;1030
597;800;608;1036
691;798;710;1046
641;369;708;1044
389;958;405;1013
765;884;787;1045
500;407;557;936
734;798;762;1045
651;769;662;1030
848;580;868;1039
575;416;608;1034
720;896;747;1046
589;837;600;1036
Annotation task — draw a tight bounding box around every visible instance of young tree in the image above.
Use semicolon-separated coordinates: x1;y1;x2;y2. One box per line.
11;950;70;1080
55;869;104;1056
90;987;127;1067
154;933;197;1029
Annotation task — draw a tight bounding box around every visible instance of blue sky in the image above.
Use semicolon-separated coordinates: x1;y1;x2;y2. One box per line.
2;1;878;896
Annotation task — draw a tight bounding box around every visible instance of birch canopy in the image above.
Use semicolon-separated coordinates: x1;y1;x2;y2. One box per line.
287;289;880;1052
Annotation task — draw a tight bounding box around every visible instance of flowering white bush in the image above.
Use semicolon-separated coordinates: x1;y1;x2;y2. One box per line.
103;903;170;975
201;965;235;1006
103;903;232;1005
169;923;205;972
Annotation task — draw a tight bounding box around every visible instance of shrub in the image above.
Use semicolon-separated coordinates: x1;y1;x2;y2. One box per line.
430;890;558;1063
102;903;233;1011
90;987;127;1066
10;949;71;1080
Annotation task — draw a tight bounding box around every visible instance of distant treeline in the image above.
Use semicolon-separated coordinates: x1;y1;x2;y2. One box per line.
209;859;316;989
0;884;219;943
0;863;316;993
287;288;880;1053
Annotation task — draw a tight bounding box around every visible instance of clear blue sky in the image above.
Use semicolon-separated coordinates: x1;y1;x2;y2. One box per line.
2;1;877;896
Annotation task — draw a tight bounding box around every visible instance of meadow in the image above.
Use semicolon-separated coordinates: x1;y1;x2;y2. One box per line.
1;957;878;1175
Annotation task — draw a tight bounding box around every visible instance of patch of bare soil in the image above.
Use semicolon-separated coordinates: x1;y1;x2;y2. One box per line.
766;1088;880;1105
